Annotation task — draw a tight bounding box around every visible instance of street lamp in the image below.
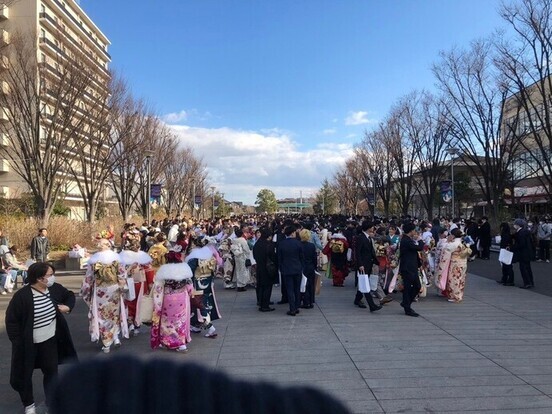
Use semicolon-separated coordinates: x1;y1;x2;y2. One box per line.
211;186;216;219
372;173;377;219
144;149;155;225
446;147;460;218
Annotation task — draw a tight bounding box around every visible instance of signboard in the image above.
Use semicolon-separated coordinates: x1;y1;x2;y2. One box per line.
366;195;375;205
194;195;202;205
440;180;452;203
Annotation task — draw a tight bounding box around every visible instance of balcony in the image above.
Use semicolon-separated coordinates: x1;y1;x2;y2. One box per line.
0;55;8;70
0;133;8;146
0;5;8;20
0;29;9;46
0;186;9;198
0;81;9;95
0;159;9;173
0;108;8;122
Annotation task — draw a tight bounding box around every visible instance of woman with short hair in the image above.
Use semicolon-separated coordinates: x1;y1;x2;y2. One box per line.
6;262;77;414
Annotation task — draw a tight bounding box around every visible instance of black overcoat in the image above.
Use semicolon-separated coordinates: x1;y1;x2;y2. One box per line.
5;283;78;392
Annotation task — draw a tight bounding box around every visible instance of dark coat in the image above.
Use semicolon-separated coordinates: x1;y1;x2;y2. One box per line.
30;236;50;262
301;241;317;277
499;231;513;249
399;235;424;280
479;222;492;247
511;228;533;263
253;238;278;286
355;232;379;272
278;237;304;276
5;283;78;392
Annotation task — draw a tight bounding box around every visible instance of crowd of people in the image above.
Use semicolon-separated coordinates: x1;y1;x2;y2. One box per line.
3;212;551;413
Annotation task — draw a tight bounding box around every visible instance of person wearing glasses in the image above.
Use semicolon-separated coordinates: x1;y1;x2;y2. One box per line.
5;262;77;414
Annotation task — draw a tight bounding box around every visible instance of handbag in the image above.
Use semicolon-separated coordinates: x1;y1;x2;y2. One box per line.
300;274;307;293
139;293;154;323
126;278;136;301
315;272;322;295
358;273;370;293
369;274;379;291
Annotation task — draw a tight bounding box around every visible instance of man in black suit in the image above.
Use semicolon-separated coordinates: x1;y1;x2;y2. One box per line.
277;225;304;316
353;221;382;312
399;222;424;317
511;218;535;289
479;216;492;260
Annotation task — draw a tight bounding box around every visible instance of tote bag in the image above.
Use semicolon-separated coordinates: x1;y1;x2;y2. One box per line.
369;274;379;291
126;278;136;301
139;293;154;323
358;273;370;293
300;274;308;293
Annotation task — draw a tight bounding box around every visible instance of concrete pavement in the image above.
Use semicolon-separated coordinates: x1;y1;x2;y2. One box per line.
1;267;552;413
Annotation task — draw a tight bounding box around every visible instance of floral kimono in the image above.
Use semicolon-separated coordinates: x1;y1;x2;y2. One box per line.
120;249;152;332
186;246;221;336
80;250;128;348
435;238;471;301
150;262;194;350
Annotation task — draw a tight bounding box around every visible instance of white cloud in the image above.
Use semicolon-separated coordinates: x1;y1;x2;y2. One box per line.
345;111;376;126
168;125;354;204
163;110;188;124
163;109;213;124
323;128;337;135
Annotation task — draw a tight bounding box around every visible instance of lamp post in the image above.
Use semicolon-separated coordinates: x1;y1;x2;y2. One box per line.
144;149;155;225
446;147;459;218
372;173;377;219
211;186;216;220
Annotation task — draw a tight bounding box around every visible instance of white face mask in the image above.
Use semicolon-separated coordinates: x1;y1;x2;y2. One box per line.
46;275;55;287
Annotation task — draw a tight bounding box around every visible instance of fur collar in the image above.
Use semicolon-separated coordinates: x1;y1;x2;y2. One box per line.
331;233;347;240
185;246;214;263
88;250;121;265
155;262;193;281
120;250;152;266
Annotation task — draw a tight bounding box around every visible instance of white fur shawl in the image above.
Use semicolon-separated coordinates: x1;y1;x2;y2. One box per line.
185;246;214;263
331;233;347;240
155;262;193;281
88;250;121;265
120;250;152;266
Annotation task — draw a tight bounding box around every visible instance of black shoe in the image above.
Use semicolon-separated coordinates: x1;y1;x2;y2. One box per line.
354;301;367;309
269;301;274;305
519;285;531;289
503;282;515;286
295;309;300;314
496;280;505;284
277;300;288;305
405;310;419;317
259;307;275;312
286;311;296;316
237;287;247;292
399;302;404;308
305;304;314;309
370;305;383;313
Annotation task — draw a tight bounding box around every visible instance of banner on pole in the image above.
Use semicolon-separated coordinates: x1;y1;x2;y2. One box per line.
194;195;202;205
440;180;452;203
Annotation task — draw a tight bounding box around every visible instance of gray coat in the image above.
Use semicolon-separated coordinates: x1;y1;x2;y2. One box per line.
30;236;50;262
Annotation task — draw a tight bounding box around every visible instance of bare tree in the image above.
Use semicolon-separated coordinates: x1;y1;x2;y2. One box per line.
162;146;207;216
108;98;150;222
0;32;94;225
407;91;451;219
433;40;524;222
332;161;359;215
135;122;178;219
65;73;130;222
495;0;552;200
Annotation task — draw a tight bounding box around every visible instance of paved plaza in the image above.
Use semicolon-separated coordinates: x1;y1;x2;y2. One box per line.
1;258;552;413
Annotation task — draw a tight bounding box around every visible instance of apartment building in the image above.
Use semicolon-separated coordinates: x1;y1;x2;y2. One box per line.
502;79;552;216
0;0;111;220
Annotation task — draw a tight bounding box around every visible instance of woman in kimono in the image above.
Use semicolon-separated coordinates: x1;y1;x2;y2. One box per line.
120;240;152;336
80;239;128;353
186;236;221;338
150;248;194;352
433;228;449;294
438;228;472;303
322;230;349;287
231;228;251;292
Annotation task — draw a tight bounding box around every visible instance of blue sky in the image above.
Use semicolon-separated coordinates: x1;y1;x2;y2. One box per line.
81;0;505;204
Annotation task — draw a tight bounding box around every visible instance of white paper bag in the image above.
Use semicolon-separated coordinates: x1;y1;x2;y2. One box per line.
139;293;154;323
4;272;14;290
369;274;379;291
126;278;136;301
498;248;513;265
358;273;370;293
300;274;307;293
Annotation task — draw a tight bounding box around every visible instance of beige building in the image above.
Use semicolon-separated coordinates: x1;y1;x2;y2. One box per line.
0;0;111;219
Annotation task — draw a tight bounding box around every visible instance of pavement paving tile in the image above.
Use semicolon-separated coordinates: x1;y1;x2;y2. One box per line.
2;269;552;413
371;385;543;400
